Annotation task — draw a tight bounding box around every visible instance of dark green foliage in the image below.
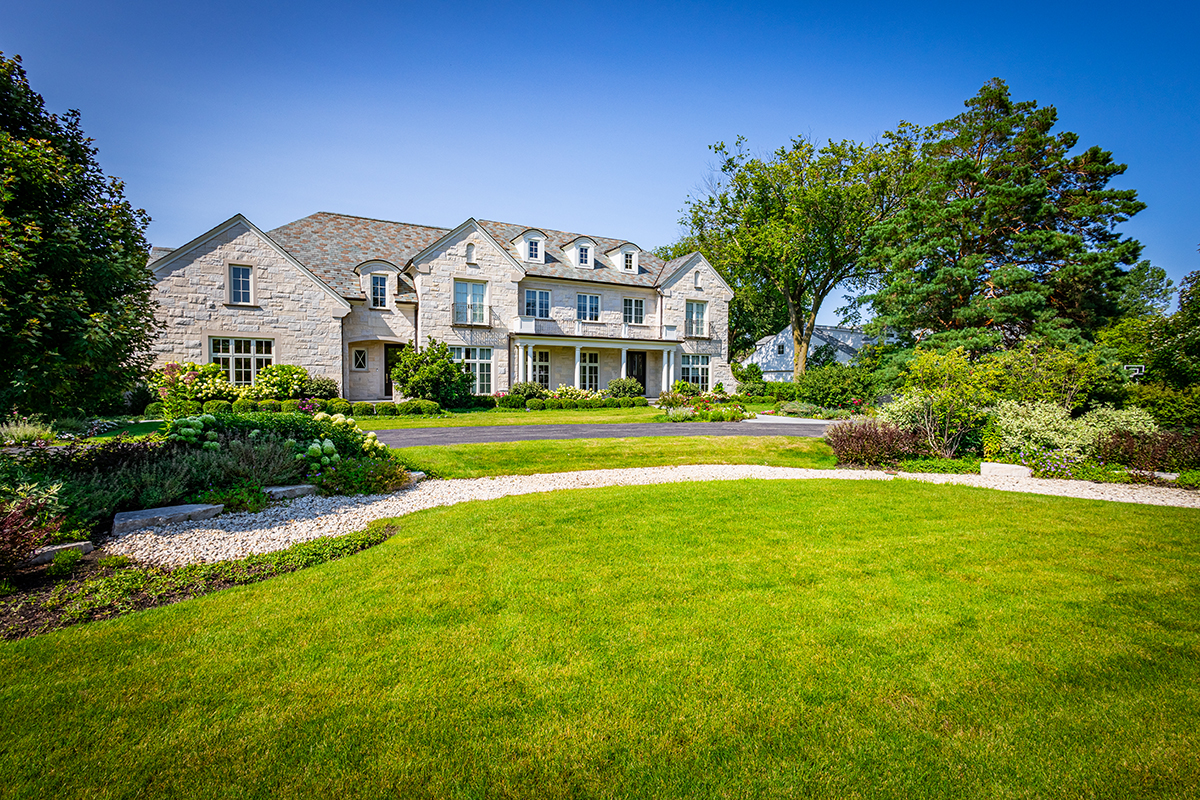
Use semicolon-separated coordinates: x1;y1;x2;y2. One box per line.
632;397;649;407
45;548;82;577
824;419;925;465
498;395;526;409
389;339;476;408
280;400;301;414
351;402;375;417
328;399;351;415
526;399;545;410
545;399;563;410
1094;430;1200;472
562;400;578;409
866;79;1147;352
792;364;878;407
143;402;164;418
618;397;635;408
257;400;281;413
509;382;549;400
606;378;644;398
0;54;159;414
231;398;257;413
895;456;983;474
312;456;409;496
126;384;154;416
375;402;398;417
186;480;268;513
671;380;699;397
0;498;61;574
21;435;166;476
303;376;340;400
602;398;620;408
203;400;232;414
396;399;441;416
1124;383;1200;430
737;380;768;397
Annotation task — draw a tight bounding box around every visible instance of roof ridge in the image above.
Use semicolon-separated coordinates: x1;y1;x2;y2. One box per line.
477;219;642;248
288;211;453;232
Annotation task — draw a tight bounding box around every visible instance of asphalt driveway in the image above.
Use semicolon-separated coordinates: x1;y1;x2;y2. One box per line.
375;418;830;448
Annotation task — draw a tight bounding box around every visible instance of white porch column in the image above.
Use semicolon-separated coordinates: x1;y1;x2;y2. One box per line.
574;346;581;387
660;349;668;393
620;348;627;379
527;345;534;384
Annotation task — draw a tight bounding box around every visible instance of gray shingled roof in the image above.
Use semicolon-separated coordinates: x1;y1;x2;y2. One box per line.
261;212;697;300
147;246;175;264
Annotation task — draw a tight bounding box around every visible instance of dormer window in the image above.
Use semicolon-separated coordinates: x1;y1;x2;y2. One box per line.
608;243;640;273
578;246;590;267
370;275;387;308
528;239;539;261
624;252;634;271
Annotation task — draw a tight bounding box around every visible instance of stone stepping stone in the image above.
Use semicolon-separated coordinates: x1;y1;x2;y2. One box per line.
25;541;94;566
111;504;224;536
264;484;317;500
980;462;1033;478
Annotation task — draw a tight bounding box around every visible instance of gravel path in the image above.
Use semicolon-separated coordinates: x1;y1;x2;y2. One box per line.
101;465;1200;567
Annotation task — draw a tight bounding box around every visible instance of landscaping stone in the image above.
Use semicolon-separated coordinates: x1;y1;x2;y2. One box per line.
111;504;224;536
410;471;427;482
980;462;1034;478
264;484;317;500
24;541;94;567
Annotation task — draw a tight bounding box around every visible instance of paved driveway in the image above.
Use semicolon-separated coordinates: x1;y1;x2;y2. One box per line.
375;418;830;448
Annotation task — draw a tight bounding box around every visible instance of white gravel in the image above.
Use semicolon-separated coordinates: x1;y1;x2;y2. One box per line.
101;465;1200;568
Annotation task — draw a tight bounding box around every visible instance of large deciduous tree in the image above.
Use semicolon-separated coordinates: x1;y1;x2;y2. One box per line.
864;78;1148;353
0;53;157;414
684;134;915;379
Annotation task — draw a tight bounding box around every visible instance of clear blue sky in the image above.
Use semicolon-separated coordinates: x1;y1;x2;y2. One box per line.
7;1;1198;322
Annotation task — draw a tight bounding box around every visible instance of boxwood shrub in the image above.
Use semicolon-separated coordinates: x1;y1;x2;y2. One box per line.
328;399;352;415
280;399;302;413
257;399;282;413
527;399;546;410
498;395;526;410
202;400;232;414
232;398;258;413
618;397;634;408
602;398;620;408
375;402;398;417
396;399;440;415
562;399;578;409
545;399;563;409
632;396;649;407
352;402;376;417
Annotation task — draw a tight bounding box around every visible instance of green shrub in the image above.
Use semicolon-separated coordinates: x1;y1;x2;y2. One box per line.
607;378;644;398
257;400;282;413
1;498;62;575
304;375;340;400
143;402;165;419
396;399;441;416
618;397;635;408
498;395;526;410
655;392;691;409
247;364;310;401
526;399;546;410
328;399;352;415
46;548;83;577
375;402;398;417
510;382;549;400
309;398;330;413
232;398;257;413
473;395;498;409
545;399;563;410
187;480;269;513
671;380;699;397
182;401;202;416
562;399;578;410
352;402;376;417
738;381;768;397
632;396;649;407
584;398;605;409
312;455;409;496
990;400;1159;458
1176;471;1200;490
1125;382;1200;430
0;413;56;445
824;419;925;465
203;400;232;414
666;407;696;422
280;399;302;414
389;339;476;408
793;364;877;408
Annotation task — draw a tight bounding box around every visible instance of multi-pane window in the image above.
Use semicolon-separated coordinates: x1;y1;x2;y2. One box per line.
624;252;634;271
370;275;387;308
230;265;252;304
681;354;710;392
686;300;707;337
580;351;599;391
578;245;590;266
576;294;600;321
532;350;550;389
527;240;539;261
524;289;550;318
454;280;486;324
623;298;645;325
352;349;368;370
211;338;273;386
450;346;492;394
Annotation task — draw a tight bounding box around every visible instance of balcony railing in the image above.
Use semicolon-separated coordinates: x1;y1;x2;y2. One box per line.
685;319;709;338
452;303;497;327
508;316;687;342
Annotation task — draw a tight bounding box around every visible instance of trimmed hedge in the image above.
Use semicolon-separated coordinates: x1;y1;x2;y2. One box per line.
203;400;232;414
257;399;282;413
618;397;635;408
562;399;578;409
632;396;649;407
212;412;366;457
352;402;376;417
545;399;563;409
527;399;546;410
602;398;620;408
328;399;352;415
375;402;398;417
498;395;526;409
396;399;441;415
280;399;302;413
232;398;258;413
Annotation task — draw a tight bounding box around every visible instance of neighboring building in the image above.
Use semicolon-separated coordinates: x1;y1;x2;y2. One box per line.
147;212;735;401
742;324;870;381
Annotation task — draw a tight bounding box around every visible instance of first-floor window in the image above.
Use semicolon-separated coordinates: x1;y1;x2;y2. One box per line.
211;338;273;385
576;294;600;321
681;354;709;392
352;349;368;370
533;350;550;389
450;346;492;394
623;298;644;325
580;351;599;391
525;289;550;318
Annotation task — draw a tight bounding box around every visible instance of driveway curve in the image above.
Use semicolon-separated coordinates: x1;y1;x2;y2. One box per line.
375;419;830;448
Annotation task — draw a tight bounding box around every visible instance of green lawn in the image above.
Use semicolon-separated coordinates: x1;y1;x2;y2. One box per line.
86;420;163;440
395;435;836;478
2;480;1198;798
359;404;777;430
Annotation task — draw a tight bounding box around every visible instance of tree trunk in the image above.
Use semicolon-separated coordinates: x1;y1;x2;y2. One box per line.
786;293;818;382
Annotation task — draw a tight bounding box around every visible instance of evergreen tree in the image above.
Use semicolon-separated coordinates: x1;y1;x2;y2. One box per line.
0;53;156;413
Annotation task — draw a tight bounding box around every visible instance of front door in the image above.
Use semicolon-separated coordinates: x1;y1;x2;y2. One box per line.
627;351;647;393
384;344;404;398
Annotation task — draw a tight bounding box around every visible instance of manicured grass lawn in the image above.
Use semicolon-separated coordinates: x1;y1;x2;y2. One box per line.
395;435;836;478
2;480;1198;798
87;420;163;440
358;405;664;429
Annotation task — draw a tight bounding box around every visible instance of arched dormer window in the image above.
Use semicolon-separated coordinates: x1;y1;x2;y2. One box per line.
566;237;597;270
513;230;547;264
607;243;640;273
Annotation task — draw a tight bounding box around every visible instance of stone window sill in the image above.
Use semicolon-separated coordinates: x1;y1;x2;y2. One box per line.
224;303;260;309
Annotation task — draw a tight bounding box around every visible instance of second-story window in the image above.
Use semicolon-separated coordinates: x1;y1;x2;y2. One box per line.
686;300;707;337
578;245;590;266
229;265;252;304
524;289;550;318
370;275;387;308
528;239;539;261
454;280;486;324
623;298;644;325
576;293;599;321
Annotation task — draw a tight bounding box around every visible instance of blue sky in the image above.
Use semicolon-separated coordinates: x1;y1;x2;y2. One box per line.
7;1;1198;322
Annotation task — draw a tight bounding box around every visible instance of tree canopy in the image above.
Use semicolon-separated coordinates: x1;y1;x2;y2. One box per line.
863;79;1148;353
0;52;157;414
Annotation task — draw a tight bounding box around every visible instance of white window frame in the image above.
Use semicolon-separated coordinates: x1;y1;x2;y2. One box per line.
450;346;493;395
210;337;273;386
454;279;487;325
624;252;634;271
524;289;550;318
352;348;368;371
576;293;600;322
623;297;645;325
777;343;785;355
580;350;600;392
370;275;388;309
532;349;551;389
686;300;707;337
681;354;710;392
523;236;544;263
578;245;590;267
228;263;254;305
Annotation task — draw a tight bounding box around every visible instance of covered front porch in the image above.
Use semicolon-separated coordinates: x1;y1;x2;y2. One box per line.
511;336;679;397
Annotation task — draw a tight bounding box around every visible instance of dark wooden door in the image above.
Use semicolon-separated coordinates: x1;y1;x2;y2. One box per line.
628;351;647;393
384;344;404;398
